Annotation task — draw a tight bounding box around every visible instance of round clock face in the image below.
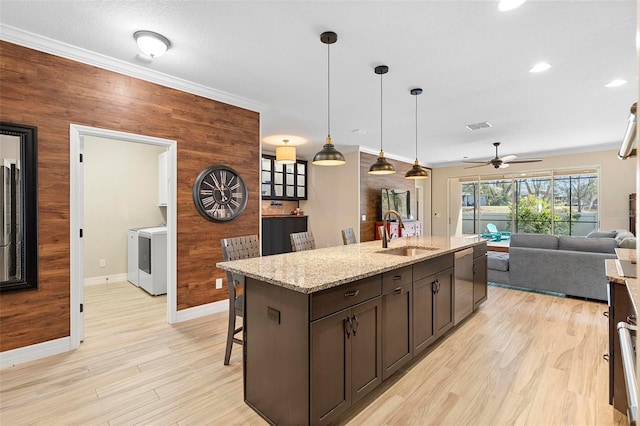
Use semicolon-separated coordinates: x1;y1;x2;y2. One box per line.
192;165;248;222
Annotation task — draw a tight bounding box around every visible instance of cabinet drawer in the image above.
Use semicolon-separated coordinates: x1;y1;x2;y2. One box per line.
413;253;454;281
382;266;412;294
473;243;487;258
311;275;381;321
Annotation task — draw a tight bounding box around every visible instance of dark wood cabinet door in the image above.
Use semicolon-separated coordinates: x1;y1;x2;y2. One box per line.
382;283;412;379
351;297;382;405
262;217;307;256
473;255;488;309
413;275;435;355
261;218;272;255
434;268;454;336
311;310;351;425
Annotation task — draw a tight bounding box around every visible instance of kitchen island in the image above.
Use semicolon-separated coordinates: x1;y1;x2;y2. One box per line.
217;235;488;425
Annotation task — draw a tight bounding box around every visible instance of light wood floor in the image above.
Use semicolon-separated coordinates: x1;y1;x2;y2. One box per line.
0;281;628;425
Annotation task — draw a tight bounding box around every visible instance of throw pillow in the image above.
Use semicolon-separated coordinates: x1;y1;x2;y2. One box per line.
619;237;637;249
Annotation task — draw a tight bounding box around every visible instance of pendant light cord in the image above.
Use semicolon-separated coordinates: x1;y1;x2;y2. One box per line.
415;93;419;160
380;71;383;152
327;42;331;138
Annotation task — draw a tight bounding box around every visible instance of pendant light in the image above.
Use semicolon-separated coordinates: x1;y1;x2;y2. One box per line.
312;31;346;166
276;139;296;164
405;88;429;179
369;65;395;175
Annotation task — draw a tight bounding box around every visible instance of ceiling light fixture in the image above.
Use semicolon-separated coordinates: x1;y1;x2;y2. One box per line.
498;0;527;12
313;31;346;166
134;30;171;58
276;139;296;164
605;79;627;88
405;88;429;180
529;62;551;73
369;65;395;175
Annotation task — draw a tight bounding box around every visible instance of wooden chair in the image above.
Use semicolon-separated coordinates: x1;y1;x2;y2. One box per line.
341;227;356;245
290;231;316;252
220;234;260;365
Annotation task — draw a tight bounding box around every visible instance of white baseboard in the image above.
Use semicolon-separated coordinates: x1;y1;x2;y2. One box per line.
175;299;228;323
84;273;128;286
0;337;72;368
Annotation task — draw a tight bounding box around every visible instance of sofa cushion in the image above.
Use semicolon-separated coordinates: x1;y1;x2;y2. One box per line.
619;237;637;249
510;234;559;250
487;252;509;271
586;230;617;239
558;236;617;254
615;231;635;245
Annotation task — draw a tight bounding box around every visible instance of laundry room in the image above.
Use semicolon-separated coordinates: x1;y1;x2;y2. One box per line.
83;135;167;296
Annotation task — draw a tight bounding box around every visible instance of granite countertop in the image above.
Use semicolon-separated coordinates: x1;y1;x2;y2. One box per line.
606;248;638;314
217;235;486;294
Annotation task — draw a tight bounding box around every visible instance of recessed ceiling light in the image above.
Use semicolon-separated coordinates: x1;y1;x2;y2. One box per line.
351;129;367;135
498;0;527;12
529;62;551;73
605;79;627;88
465;121;492;131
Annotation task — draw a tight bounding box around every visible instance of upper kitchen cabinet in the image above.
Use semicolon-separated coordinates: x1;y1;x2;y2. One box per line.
261;154;307;200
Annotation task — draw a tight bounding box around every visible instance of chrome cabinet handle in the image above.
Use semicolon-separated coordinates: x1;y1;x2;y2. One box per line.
393;275;403;280
352;314;359;336
432;280;438;294
393;287;403;295
345;316;353;338
344;289;360;298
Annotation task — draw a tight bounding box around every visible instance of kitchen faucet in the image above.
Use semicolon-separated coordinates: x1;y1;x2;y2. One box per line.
381;210;404;248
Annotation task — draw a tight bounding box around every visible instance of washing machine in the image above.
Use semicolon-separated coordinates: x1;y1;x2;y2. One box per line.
138;226;167;296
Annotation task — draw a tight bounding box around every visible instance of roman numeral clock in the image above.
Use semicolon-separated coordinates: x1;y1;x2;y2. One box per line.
192;165;248;222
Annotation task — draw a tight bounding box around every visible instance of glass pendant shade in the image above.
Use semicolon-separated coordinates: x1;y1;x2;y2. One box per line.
369;151;396;175
312;137;346;166
134;31;171;58
276;145;296;164
405;160;429;179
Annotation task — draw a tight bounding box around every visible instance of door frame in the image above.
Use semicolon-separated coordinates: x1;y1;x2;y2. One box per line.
69;124;177;349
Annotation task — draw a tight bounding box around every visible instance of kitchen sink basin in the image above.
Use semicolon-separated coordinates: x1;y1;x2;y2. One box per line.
377;246;439;256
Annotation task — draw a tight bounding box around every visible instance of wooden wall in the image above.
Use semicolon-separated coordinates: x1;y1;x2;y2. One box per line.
359;152;416;242
0;42;260;352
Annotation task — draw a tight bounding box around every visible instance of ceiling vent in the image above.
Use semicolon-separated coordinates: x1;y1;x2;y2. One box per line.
465;121;492;131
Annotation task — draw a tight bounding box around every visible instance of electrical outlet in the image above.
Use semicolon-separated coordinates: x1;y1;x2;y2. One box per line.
99;259;106;268
215;278;223;289
361;214;366;221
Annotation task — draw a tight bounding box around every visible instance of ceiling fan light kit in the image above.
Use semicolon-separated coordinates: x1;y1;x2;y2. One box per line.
405;88;429;179
313;31;346;166
462;142;542;169
369;65;396;175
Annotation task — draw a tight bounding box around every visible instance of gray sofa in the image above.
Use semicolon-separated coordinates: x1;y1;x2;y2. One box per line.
488;230;635;301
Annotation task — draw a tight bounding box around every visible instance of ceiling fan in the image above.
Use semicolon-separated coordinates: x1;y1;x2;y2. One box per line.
462;142;542;169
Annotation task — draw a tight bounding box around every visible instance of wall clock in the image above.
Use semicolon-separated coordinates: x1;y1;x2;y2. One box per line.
192;165;248;222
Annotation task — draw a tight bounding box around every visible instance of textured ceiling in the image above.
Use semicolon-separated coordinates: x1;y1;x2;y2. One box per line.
0;1;637;167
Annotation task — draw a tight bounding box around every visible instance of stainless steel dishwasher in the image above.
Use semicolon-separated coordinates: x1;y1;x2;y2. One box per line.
454;248;474;325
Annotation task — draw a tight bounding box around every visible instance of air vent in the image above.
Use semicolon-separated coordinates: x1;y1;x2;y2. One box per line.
465;121;493;131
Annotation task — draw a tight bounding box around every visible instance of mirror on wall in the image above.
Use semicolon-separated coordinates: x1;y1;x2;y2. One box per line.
0;122;37;292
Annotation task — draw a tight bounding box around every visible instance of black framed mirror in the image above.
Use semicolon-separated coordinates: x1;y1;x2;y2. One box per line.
0;122;38;292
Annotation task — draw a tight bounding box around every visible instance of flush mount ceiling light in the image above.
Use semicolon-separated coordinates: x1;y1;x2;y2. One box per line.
134;30;171;58
405;88;429;180
498;0;527;12
605;79;627;88
529;62;551;73
276;139;296;164
369;65;395;175
313;31;346;166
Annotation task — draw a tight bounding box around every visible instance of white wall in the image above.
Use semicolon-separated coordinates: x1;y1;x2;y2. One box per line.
415;175;432;235
83;136;166;279
431;149;636;237
301;151;360;248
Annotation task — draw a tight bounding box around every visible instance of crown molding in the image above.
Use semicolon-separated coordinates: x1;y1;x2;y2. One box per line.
0;25;266;113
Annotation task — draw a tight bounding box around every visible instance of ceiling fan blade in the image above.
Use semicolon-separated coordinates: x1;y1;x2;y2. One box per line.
498;163;510;169
464;163;490;169
499;155;518;163
505;158;542;164
461;160;491;164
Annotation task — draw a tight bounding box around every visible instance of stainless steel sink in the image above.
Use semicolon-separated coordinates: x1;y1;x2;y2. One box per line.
377;246;439;256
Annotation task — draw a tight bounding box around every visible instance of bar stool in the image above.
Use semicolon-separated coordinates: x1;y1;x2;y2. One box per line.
341;227;356;245
220;234;260;365
290;231;316;252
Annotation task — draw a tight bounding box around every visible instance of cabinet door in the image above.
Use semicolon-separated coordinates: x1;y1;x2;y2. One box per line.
434;268;454;336
473;255;488;309
382;283;412;379
261;218;272;256
351;297;382;405
413;275;436;355
270;218;285;255
311;310;351;425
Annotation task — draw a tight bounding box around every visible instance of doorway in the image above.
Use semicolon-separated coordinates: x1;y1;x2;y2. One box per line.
70;125;177;348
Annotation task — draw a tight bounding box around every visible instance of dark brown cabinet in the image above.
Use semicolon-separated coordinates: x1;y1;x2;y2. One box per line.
413;254;454;356
262;216;307;255
473;245;488;310
311;296;381;425
382;266;413;380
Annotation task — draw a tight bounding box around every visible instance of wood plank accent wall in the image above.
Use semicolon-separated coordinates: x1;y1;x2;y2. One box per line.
359;152;417;242
0;42;260;352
